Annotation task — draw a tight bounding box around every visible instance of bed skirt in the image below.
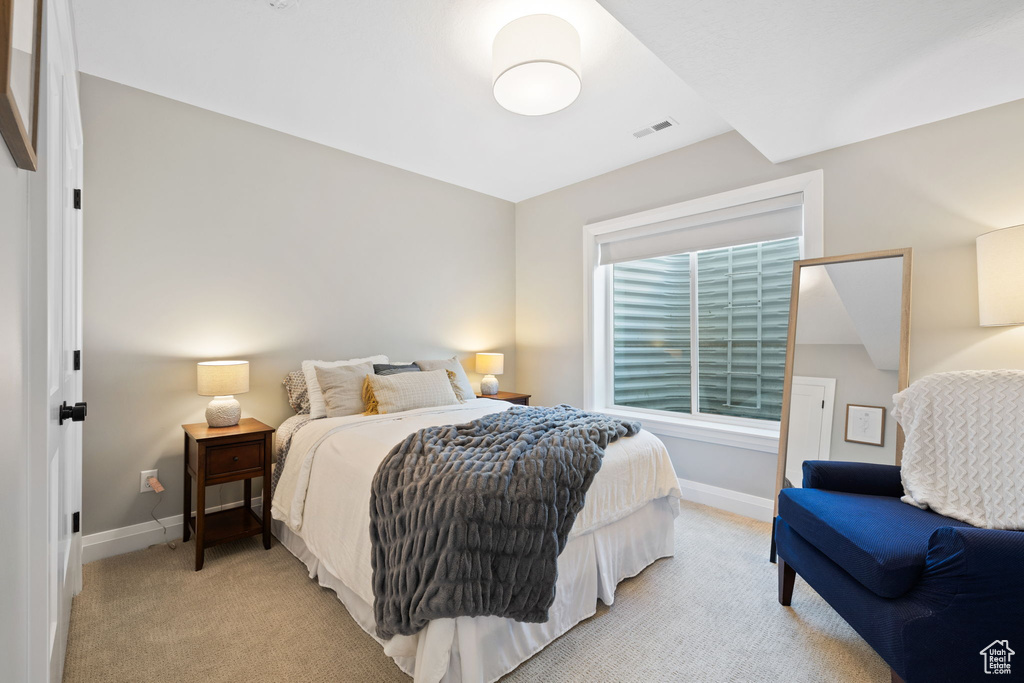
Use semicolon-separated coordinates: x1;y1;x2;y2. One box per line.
273;495;677;683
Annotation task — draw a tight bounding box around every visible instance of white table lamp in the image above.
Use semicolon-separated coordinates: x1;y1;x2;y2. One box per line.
476;353;504;395
977;225;1024;326
197;360;249;427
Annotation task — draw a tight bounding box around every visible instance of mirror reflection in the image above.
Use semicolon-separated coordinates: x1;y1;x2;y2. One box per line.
780;253;909;489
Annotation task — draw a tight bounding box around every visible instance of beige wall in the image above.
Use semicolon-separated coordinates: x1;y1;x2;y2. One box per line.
80;72;1024;530
515;98;1024;499
80;75;516;535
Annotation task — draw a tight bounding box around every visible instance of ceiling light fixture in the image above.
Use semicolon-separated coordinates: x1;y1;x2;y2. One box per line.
492;15;581;116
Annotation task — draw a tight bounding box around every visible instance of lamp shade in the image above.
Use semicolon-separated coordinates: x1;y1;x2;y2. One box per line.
197;360;249;396
977;225;1024;327
476;353;504;376
493;15;581;116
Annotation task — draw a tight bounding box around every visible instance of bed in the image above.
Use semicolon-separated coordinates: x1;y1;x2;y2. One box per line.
271;398;681;683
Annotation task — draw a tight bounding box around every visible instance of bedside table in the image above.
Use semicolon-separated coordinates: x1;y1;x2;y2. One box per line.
476;391;531;406
182;418;275;571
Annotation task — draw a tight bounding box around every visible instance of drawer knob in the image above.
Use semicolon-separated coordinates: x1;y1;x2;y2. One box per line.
233;456;239;461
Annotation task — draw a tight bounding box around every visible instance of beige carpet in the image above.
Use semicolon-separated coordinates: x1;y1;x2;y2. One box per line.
64;502;888;682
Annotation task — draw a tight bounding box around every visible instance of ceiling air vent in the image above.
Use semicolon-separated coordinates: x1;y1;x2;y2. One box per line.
633;118;677;139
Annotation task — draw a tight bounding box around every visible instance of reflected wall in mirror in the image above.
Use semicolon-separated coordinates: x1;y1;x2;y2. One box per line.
775;249;912;507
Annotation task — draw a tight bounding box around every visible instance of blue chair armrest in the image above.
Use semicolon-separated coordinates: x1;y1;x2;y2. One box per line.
923;525;1024;588
901;526;1024;680
801;461;904;497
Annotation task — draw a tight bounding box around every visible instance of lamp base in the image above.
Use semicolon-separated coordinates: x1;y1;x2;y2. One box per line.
206;396;241;427
480;375;499;395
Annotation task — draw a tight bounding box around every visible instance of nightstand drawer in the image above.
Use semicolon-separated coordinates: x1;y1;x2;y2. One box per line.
207;442;263;478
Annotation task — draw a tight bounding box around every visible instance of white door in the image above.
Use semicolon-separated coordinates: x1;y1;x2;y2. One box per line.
44;62;84;683
785;376;836;487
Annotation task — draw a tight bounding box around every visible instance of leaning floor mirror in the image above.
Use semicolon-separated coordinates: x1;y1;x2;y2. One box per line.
771;249;912;559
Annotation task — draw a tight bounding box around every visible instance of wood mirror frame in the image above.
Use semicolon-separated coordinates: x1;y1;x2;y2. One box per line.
772;248;913;529
0;0;44;171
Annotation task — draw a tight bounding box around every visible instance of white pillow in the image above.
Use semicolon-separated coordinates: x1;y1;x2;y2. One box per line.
315;362;374;418
414;357;475;401
302;355;388;419
367;369;460;414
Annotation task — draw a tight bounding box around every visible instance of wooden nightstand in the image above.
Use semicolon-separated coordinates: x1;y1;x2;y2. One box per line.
476;391;531;406
182;418;275;571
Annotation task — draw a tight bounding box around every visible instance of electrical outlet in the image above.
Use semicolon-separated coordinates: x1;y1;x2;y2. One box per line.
140;469;158;493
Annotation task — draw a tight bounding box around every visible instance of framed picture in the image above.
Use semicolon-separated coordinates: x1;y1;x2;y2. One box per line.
844;404;886;447
1;0;44;171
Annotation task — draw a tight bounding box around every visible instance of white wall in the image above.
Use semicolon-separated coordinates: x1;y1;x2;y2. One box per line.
79;75;516;536
515;97;1024;500
0;145;32;683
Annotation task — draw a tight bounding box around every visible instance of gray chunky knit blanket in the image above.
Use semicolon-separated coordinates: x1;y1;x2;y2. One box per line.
369;404;640;640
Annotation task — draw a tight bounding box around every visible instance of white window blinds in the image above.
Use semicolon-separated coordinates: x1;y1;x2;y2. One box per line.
598;193;804;266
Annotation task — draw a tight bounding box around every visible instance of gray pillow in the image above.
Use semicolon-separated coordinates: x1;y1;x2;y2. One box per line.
374;363;421;376
315;361;374;417
414;357;475;401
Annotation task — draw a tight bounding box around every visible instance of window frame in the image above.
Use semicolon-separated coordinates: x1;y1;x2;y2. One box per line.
583;171;824;453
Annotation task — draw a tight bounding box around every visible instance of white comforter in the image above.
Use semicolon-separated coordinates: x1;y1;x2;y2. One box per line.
273;400;679;683
272;399;680;610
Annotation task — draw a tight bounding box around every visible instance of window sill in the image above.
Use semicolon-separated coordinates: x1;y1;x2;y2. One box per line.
598;407;780;454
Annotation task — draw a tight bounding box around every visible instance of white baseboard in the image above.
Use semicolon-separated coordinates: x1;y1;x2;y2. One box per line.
82;497;263;564
677;478;773;522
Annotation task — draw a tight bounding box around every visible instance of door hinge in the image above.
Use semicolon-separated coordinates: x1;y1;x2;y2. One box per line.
72;511;80;534
822;400;825;409
73;349;81;371
73;188;82;210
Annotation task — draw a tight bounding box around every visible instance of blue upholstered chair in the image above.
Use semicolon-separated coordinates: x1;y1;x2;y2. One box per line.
775;460;1024;683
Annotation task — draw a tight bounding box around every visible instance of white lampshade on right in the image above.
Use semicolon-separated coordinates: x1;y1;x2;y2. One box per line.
977;225;1024;327
476;353;504;395
492;15;581;116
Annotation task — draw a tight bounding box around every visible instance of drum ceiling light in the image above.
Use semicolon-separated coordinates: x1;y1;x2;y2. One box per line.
492;15;581;116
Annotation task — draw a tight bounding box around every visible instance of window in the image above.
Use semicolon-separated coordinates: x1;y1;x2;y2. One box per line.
585;171;823;449
612;237;800;422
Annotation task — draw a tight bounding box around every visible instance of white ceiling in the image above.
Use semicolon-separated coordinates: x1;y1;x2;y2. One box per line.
71;0;731;202
72;1;1024;200
597;0;1024;162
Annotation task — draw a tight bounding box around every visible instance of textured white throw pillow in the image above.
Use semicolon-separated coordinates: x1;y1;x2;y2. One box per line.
414;357;475;401
315;362;374;417
303;355;388;419
368;369;460;414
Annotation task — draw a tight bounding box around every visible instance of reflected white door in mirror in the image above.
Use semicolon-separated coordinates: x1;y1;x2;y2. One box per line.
772;249;912;559
784;377;836;487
